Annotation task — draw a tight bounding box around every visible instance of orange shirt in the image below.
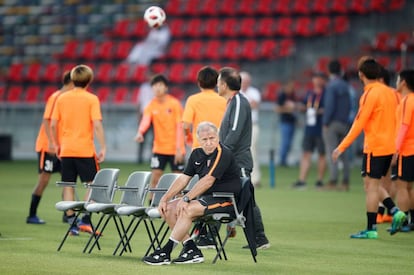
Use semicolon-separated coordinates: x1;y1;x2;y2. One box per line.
182;89;226;148
337;82;399;156
51;87;102;157
140;94;184;155
396;93;414;156
35;90;61;152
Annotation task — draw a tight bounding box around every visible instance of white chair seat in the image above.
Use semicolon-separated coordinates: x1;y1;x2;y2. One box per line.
55;201;85;212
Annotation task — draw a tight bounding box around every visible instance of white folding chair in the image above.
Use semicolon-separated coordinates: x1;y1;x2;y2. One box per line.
55;168;120;251
84;171;152;254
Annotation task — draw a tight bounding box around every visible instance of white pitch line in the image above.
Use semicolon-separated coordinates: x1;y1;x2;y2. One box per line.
0;237;33;241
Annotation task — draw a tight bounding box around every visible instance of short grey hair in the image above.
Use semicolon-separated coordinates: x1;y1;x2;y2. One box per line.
196;121;218;139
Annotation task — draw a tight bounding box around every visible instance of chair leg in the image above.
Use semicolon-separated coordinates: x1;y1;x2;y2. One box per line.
144;220;168;256
113;216;137;256
57;212;81;252
83;214;106;253
118;217;145;256
210;223;229;263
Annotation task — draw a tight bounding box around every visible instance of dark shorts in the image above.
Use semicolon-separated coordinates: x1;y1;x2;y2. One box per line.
361;153;392;179
150;153;184;172
61;157;99;183
198;195;235;216
394;155;414;182
37;151;61;174
302;135;325;155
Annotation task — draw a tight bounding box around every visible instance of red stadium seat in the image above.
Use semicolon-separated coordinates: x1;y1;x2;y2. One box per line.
198;0;217;16
274;0;291;15
185;63;204;82
372;32;391;51
25;63;42;82
164;0;181;16
222;40;240;60
42;63;60;83
113;87;130;104
389;0;406;10
350;0;367;14
151;62;168;74
110;19;130;38
203;18;220;37
114;63;131;84
130;20;149;38
95;63;114;83
314;16;331;35
96;87;111;103
331;0;348;14
166;40;186;60
257;17;275;37
295;17;313;37
25;86;41;102
392;32;410;51
131;65;148;83
79;40;96;60
239;17;256;37
275;17;293;37
240;40;258;60
278;39;295;57
263;82;280;102
219;0;237;16
168;63;186;83
259;40;277;59
0;86;5;102
370;0;387;12
169;18;186;38
292;0;311;15
7;63;24;82
185;18;203;37
6;86;23;102
57;40;78;60
182;0;199;16
114;41;133;60
376;56;391;69
186;40;204;60
221;18;239;38
311;0;330;14
237;0;256;16
256;0;274;15
333;16;349;33
96;41;114;60
204;40;221;60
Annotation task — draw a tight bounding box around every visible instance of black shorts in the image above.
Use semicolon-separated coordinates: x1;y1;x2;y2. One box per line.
37;151;61;174
199;195;235;216
394;155;414;182
61;157;99;183
361;153;392;179
302;135;325;155
150;153;184;172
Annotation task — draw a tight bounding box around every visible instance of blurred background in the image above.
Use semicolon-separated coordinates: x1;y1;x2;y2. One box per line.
0;0;413;164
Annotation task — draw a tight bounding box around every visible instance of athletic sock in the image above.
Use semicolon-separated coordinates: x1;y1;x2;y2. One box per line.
367;212;377;231
183;238;197;250
377;205;385;215
162;237;179;255
29;194;41;217
382;197;398;215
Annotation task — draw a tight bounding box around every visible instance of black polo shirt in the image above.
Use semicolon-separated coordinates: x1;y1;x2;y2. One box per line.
184;143;241;196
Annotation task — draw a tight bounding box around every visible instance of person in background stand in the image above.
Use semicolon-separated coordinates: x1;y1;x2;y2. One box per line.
27;71;73;224
218;67;270;249
275;80;297;167
292;73;327;190
240;71;262;188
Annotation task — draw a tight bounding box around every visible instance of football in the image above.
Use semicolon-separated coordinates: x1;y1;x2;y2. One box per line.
143;6;166;28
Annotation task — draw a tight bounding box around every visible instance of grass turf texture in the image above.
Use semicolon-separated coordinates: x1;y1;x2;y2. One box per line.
1;160;413;274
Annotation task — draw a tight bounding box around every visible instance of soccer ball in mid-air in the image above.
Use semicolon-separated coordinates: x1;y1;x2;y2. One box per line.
143;6;166;28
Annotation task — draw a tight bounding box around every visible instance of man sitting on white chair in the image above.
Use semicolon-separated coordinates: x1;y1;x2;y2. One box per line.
143;121;241;265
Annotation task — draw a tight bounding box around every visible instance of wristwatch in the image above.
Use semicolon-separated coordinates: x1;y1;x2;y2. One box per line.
182;195;190;203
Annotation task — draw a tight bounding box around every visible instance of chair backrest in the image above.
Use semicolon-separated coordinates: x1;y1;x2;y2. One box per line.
119;171;152;206
88;168;120;203
151;173;181;207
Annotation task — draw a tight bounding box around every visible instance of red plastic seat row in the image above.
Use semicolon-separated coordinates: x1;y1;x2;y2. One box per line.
166;39;295;61
371;31;412;52
55;40;134;61
168;16;349;38
3;85;59;103
165;0;405;16
105;19;149;39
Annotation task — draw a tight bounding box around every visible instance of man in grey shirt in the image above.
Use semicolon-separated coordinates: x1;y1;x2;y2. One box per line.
322;59;352;191
217;67;270;249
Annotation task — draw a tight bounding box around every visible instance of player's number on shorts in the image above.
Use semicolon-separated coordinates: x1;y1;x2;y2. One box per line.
44;160;54;172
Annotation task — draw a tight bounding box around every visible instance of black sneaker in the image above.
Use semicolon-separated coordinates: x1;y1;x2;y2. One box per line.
292;181;307;190
315;181;324;189
172;247;204;264
142;248;171;265
196;235;215;249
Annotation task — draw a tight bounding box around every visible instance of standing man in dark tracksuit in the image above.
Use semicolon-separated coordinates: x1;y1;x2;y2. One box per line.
217;67;270;249
323;60;352;191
